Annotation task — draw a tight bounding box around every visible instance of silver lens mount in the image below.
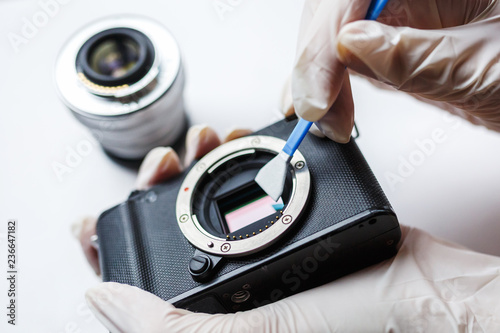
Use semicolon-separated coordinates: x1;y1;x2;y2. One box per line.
55;16;185;159
176;136;311;257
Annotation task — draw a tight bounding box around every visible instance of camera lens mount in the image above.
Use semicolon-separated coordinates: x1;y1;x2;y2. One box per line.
176;136;311;257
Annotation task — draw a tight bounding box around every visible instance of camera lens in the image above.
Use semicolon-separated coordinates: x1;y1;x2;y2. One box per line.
55;16;186;159
76;28;155;87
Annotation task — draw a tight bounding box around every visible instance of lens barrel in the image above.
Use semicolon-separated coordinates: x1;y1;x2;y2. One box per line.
55;16;186;159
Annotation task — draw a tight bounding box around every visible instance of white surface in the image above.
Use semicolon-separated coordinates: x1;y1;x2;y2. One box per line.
0;0;499;332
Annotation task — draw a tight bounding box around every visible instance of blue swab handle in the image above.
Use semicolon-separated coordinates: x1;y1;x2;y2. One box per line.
283;118;313;156
365;0;389;20
283;0;387;157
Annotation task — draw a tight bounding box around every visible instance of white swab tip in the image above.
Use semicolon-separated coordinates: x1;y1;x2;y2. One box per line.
255;151;292;202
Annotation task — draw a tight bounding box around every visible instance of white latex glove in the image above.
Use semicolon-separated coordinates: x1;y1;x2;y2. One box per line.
76;127;500;332
292;0;500;141
85;225;500;332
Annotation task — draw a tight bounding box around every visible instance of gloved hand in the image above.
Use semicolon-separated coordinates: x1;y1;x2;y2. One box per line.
74;125;500;332
292;0;500;142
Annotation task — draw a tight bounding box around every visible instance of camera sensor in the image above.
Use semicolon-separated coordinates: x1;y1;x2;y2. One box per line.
217;182;284;233
190;149;292;240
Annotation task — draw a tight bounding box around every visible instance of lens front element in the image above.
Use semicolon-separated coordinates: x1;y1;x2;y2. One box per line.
76;28;155;87
89;35;140;78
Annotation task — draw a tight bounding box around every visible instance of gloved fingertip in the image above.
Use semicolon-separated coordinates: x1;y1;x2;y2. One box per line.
336;42;353;67
136;147;182;190
316;122;351;143
91;260;101;277
86;282;184;333
291;67;330;121
291;97;329;122
71;216;96;239
337;22;364;63
280;76;295;117
326;131;351;144
71;218;84;239
291;64;340;122
309;124;326;138
282;99;295;118
292;69;348;122
184;125;221;166
85;283;124;333
337;21;386;77
223;128;253;143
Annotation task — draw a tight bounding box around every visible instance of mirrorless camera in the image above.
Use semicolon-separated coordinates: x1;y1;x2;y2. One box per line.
96;118;401;313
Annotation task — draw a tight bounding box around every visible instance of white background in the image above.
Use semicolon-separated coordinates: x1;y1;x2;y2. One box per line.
1;0;499;332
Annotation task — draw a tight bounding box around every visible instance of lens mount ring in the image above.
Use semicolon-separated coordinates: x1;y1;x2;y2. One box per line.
176;135;311;257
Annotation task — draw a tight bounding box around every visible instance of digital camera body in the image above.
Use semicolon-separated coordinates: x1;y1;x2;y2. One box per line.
96;118;401;314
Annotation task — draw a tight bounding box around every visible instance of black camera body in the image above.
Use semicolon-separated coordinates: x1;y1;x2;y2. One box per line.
96;118;401;314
